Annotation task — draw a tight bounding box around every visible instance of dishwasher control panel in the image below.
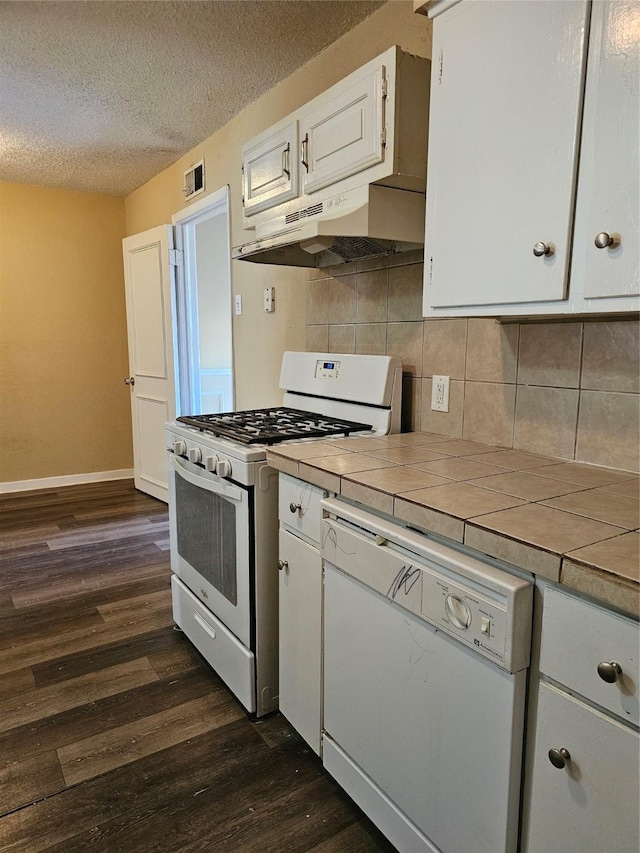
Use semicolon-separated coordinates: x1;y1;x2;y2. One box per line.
421;570;509;667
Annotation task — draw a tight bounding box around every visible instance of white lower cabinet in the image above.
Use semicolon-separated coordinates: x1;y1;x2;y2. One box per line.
523;586;640;853
277;474;324;755
278;528;322;754
524;682;639;853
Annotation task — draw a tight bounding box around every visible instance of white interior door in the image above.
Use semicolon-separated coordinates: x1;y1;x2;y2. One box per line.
122;224;176;502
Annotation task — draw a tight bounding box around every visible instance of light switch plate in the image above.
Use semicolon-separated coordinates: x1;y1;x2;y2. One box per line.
235;294;242;315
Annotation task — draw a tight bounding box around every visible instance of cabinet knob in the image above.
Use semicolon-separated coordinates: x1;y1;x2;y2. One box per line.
548;747;571;769
597;661;622;683
594;232;619;249
533;241;554;257
289;502;302;514
277;560;288;572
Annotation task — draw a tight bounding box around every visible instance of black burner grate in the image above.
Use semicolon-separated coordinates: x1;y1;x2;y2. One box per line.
177;407;372;445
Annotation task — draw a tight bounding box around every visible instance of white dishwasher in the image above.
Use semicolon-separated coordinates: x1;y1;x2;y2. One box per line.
320;498;533;853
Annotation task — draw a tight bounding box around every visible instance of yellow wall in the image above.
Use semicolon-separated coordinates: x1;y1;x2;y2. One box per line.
125;1;432;409
0;182;132;483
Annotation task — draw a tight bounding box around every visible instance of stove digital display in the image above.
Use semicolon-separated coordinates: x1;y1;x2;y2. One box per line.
315;359;340;379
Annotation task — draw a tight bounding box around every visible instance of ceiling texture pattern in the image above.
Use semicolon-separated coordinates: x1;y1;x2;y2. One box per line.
0;0;385;196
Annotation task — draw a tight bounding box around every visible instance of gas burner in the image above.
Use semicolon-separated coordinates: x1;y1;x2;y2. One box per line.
177;407;372;445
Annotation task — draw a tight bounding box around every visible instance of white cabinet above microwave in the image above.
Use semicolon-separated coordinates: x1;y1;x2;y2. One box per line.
238;46;430;241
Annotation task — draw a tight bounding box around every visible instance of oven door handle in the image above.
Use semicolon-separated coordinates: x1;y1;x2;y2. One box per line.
171;454;244;503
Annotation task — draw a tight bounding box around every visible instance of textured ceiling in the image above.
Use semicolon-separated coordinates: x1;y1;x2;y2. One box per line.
0;0;385;196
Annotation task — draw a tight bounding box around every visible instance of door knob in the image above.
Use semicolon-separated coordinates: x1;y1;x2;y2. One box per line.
548;747;571;769
277;560;288;572
533;241;554;257
594;232;620;249
124;377;135;386
597;661;622;683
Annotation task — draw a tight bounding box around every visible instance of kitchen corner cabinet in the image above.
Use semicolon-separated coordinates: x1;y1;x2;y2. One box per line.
277;474;325;755
522;586;640;853
422;0;639;318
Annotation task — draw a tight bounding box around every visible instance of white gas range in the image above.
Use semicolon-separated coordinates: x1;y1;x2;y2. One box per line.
166;352;402;717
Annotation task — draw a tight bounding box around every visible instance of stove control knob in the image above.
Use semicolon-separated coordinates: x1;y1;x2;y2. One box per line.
204;454;218;473
173;439;187;457
216;459;232;478
188;447;202;465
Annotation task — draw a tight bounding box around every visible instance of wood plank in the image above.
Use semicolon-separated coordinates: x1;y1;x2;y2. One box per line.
45;518;169;550
308;820;398;852
0;751;65;817
58;690;245;786
0;658;159;734
31;621;188;688
0;667;36;702
35;725;321;853
96;588;172;624
0;600;105;651
0;721;272;852
0;667;221;771
10;553;168;609
0;605;174;674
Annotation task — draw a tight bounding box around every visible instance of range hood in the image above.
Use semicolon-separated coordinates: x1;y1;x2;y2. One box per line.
232;184;425;268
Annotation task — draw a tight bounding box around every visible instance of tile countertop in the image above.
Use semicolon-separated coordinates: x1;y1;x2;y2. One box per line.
266;432;640;618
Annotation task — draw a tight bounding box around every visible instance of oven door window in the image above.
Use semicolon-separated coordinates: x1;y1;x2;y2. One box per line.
176;474;237;605
169;455;252;647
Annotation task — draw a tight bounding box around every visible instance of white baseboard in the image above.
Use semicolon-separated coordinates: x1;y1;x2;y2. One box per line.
0;469;135;495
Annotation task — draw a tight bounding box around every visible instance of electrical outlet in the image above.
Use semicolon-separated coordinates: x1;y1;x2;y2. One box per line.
235;294;242;316
431;375;450;412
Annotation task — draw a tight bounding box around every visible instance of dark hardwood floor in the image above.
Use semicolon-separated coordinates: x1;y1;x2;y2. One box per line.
0;479;396;852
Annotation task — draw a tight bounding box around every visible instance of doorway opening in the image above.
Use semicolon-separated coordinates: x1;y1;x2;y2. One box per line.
172;186;234;416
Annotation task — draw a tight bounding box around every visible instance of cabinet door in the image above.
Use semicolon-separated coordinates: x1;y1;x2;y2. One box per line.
300;64;385;195
278;528;322;755
424;0;590;309
524;682;640;853
571;0;639;300
242;120;298;217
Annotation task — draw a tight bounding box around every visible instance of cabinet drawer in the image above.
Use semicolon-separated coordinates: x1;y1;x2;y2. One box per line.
278;473;324;546
540;586;639;725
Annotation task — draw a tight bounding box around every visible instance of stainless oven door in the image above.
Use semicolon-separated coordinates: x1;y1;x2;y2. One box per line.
168;452;252;647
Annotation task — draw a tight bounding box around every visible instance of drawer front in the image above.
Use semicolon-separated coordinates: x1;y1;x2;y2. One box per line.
540;586;639;725
278;473;324;546
171;575;255;713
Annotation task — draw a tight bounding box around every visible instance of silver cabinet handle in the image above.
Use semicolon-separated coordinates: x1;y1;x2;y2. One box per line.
597;661;622;683
301;133;309;172
533;241;554;257
277;560;288;572
594;232;620;249
282;143;290;178
124;377;135;386
289;502;302;514
548;747;571;769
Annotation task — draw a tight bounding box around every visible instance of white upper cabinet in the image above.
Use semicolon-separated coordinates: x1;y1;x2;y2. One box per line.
240;46;430;229
422;0;640;318
300;66;385;195
241;120;299;217
570;0;639;302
